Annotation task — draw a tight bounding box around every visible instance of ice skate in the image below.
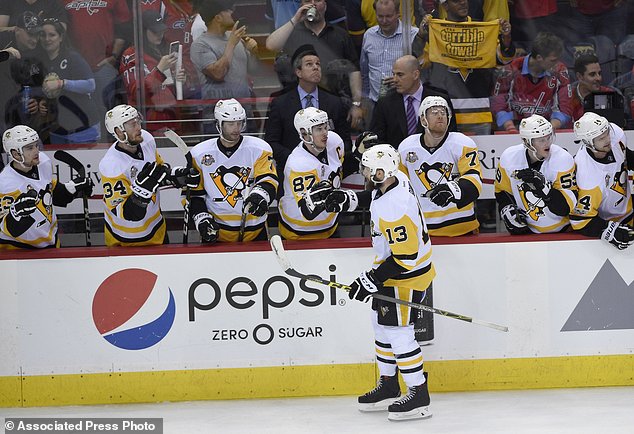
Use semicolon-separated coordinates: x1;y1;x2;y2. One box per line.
387;379;432;421
358;374;401;412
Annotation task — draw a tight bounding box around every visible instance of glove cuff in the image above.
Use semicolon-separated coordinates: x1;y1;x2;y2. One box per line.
602;221;618;243
132;181;153;199
345;190;359;212
193;212;213;230
359;270;379;293
250;185;270;205
447;180;461;200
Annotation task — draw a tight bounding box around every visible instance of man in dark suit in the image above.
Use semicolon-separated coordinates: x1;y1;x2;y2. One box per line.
370;55;455;149
265;44;352;171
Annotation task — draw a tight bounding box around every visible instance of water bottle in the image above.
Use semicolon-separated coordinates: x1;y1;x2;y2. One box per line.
22;85;31;114
306;6;317;22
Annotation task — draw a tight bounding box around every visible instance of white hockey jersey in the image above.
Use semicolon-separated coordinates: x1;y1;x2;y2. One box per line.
495;143;577;233
398;132;482;236
190;135;278;242
99;130;166;246
0;153;59;249
278;132;345;240
571;124;633;231
370;171;436;325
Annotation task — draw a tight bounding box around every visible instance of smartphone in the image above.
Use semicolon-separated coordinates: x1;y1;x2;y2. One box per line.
169;41;180;56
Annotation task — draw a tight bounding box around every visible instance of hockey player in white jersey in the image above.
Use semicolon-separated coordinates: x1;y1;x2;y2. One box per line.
189;99;278;242
398;96;482;237
99;105;199;246
0;125;92;249
323;144;435;421
495;114;577;234
570;112;634;249
277;107;345;240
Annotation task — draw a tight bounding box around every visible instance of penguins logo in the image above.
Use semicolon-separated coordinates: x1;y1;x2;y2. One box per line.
609;161;627;197
30;184;54;224
518;184;546;221
415;161;454;190
211;166;251;207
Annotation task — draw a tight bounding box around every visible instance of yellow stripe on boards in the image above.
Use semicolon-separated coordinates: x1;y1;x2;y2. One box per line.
2;355;633;407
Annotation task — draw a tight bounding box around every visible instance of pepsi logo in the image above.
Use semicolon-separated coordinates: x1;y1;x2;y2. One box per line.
93;268;175;350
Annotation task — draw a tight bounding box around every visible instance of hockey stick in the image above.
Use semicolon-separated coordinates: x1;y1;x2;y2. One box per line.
238;203;250;242
270;235;509;332
54;150;91;247
164;129;193;244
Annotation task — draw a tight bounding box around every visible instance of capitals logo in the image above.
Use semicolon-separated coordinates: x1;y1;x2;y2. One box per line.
92;269;175;350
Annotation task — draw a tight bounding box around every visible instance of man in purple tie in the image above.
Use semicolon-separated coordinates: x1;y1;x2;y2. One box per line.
370;55;455;149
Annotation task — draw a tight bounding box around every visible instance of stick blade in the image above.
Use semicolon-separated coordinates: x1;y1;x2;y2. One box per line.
270;235;291;271
164;129;189;154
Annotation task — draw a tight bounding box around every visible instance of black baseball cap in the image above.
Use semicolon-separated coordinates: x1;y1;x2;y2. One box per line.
291;44;319;68
199;0;235;23
142;10;168;34
15;11;42;35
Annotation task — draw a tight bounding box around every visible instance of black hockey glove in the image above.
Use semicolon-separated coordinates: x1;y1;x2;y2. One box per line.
427;181;461;207
500;204;529;235
324;189;358;213
348;269;381;303
515;168;550;200
10;190;38;219
166;166;200;189
65;176;94;198
243;185;271;217
353;131;378;161
602;221;634;250
132;162;169;200
302;180;333;213
193;212;219;243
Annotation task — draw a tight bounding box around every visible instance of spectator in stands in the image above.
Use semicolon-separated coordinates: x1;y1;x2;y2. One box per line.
571;54;620;122
570;111;634;250
438;0;509;21
141;0;201;99
491;32;572;133
0;0;67;33
419;0;515;135
0;11;42;131
265;0;365;130
266;0;346;30
494;114;577;235
277;107;346;239
38;18;101;144
119;10;185;133
360;0;421;115
570;0;628;45
370;55;454;149
190;0;258;101
61;0;130;126
509;0;557;46
265;44;351;172
398;96;482;236
346;0;418;51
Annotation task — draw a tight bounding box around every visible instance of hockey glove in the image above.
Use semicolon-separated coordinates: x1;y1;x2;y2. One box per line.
500;204;529;235
353;131;378;161
193;212;219;243
348;270;380;303
166;166;200;189
244;185;271;217
324;189;358;213
427;181;461;207
515;168;550;200
132;162;169;200
10;190;38;220
602;221;634;250
65;176;94;198
302;180;333;213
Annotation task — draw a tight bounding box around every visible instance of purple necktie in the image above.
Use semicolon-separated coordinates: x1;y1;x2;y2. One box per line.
406;95;417;135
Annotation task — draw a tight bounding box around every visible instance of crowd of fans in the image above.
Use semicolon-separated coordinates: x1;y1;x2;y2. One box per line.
0;0;634;249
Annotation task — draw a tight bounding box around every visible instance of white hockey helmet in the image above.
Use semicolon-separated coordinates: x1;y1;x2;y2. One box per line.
294;107;329;145
574;112;610;150
519;114;554;160
105;104;140;139
2;125;40;164
418;95;452;124
214;99;247;138
361;144;400;184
